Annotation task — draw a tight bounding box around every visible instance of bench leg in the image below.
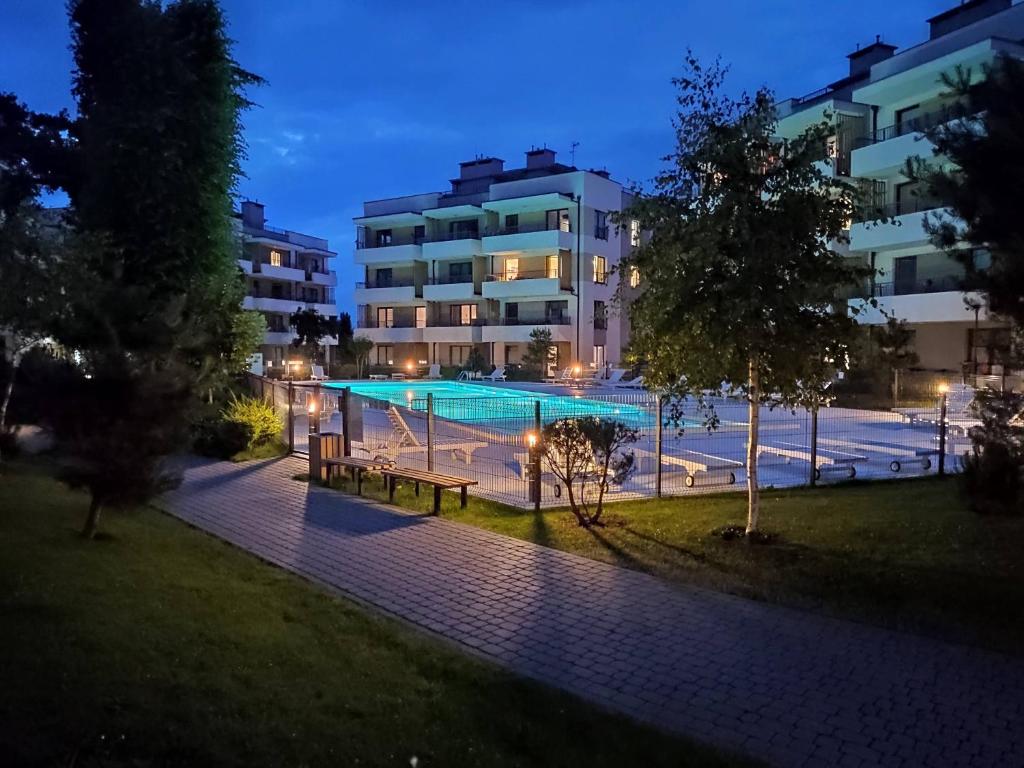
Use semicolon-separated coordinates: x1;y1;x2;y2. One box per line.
355;468;362;496
433;485;441;516
460;485;467;508
388;476;395;503
414;481;419;497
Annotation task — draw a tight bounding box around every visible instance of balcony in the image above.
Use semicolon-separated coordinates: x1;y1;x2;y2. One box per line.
423;318;486;344
355;319;425;344
482;314;574;344
423;275;478;301
850;287;984;325
482;222;574;254
354;277;419;304
481;270;563;299
850;199;951;253
243;296;308;314
422;231;483;260
354;234;423;265
262;330;296;346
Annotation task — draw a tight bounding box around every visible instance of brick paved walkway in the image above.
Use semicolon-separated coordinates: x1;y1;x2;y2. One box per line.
159;457;1024;767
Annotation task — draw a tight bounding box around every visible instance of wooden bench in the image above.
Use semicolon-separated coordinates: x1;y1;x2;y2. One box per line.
381;467;478;515
323;456;393;495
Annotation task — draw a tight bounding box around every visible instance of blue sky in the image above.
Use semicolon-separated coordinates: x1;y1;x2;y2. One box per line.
3;0;960;313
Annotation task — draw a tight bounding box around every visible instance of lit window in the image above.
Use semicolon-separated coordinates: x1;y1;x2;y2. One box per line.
592;255;607;284
593;345;606;367
630;219;640;247
377;307;394;328
546;254;559;279
270;250;283;267
505;258;519;281
415;306;426;328
629;265;640;288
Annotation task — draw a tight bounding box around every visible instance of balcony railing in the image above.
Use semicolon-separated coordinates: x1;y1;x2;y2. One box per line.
356;277;416;289
427;318;490;328
500;313;571;326
488;221;571;237
423;230;480;243
357;319;422;329
856;197;948;222
356;234;424;249
873;274;963;297
485;269;560;282
855;104;967;146
426;275;474;285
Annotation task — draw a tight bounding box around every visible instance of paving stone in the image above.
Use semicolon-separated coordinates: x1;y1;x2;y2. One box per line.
159;457;1024;768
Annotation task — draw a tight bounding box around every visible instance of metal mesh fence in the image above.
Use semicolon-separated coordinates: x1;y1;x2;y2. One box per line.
246;375;970;509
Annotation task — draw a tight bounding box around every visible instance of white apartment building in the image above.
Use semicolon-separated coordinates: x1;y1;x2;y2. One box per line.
353;149;635;373
235;201;339;372
777;0;1020;383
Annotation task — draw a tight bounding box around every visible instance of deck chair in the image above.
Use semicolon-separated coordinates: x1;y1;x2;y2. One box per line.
603;368;627;385
483;366;506;382
614;374;644;389
310;364;327;381
426;364;442;380
382;406;487;464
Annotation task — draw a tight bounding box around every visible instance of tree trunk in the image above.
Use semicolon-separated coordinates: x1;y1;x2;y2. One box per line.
746;359;760;535
82;497;103;539
0;371;15;436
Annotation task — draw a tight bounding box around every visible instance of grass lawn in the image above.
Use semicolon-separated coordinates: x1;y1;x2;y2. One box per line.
326;472;1024;655
0;462;743;768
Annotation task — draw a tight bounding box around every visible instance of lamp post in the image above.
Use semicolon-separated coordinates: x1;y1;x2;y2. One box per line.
307;395;319;435
937;382;949;477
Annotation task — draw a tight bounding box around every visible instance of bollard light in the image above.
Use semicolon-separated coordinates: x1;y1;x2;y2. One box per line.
937;382;950;395
526;431;538;449
307;398;318;416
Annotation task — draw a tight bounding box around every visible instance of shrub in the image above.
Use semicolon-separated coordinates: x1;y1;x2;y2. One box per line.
192;416;251;459
222;394;281;451
961;390;1024;515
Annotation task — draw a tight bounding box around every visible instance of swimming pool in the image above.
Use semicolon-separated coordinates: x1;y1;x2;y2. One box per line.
323;380;654;428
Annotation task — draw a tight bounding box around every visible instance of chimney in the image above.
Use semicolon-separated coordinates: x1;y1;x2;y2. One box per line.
458;156;504;180
241;200;265;229
927;0;1010;39
847;36;898;76
525;147;557;170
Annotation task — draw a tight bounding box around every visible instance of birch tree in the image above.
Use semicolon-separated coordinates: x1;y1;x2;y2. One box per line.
617;55;870;534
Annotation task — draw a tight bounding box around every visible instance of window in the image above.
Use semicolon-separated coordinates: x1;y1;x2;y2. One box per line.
449;219;479;239
505;302;518;323
415;306;426;328
546;209;570;232
629;265;640;288
375;345;394;366
251;280;261;297
546;254;559;279
270;249;283;267
593;345;606;368
375;267;393;288
376;307;394;328
594;300;607;330
594;210;608;240
376;229;393;247
505;213;519;233
450;345;473;365
592;255;607;284
546;300;568;323
413;225;425;243
504;257;519;281
450;304;477;326
630;219;640;247
271;283;283;299
448;261;473;282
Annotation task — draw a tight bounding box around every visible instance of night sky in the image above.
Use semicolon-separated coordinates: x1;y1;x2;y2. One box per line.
3;0;965;313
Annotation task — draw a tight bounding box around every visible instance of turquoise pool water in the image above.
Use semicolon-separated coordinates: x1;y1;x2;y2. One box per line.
323;380;653;428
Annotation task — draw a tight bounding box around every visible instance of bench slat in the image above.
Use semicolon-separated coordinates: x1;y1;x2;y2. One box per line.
382;469;478;487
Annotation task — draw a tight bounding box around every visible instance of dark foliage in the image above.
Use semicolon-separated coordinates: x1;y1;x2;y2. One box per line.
962;390;1024;515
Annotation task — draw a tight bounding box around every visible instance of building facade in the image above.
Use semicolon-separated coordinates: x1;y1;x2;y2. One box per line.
353;149;635;374
776;0;1020;384
235;201;338;373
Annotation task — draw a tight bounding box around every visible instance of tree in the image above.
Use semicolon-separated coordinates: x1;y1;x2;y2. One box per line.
873;318;919;407
578;418;638;526
52;0;261;537
463;346;486;373
522;327;555;380
350;336;374;378
617;55;870;534
226;310;267;375
290;308;337;363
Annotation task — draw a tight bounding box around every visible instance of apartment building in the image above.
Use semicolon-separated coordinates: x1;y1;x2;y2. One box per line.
353;149;635;373
235;201;338;372
776;0;1020;383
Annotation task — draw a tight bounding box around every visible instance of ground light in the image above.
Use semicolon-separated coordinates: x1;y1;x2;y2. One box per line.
307;397;318;435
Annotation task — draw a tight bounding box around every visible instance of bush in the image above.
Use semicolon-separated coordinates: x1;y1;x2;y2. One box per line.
222;395;281;451
192;416;251;459
961;390;1024;515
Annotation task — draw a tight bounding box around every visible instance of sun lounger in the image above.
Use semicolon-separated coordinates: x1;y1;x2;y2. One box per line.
757;440;867;479
310;364;328;381
425;364;442;380
633;447;743;487
603;368;627;385
817;437;936;472
381;406;487;464
483;366;506;382
614;375;644;389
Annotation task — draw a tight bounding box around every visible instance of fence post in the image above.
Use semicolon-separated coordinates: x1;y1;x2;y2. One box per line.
809;406;818;487
655;394;663;498
426;393;435;472
261;376;266;402
341;387;351;457
938;389;948;477
532;399;542;511
287;381;294;453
